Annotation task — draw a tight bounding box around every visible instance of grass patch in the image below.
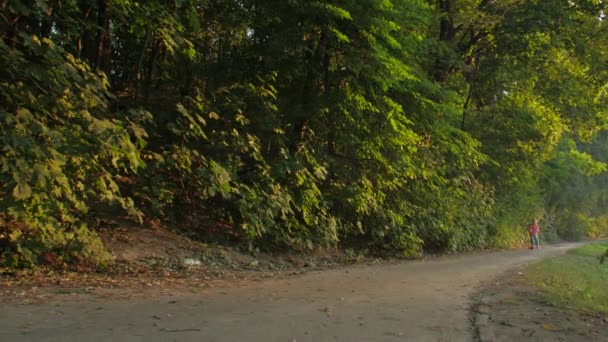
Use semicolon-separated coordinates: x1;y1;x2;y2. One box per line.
525;242;608;313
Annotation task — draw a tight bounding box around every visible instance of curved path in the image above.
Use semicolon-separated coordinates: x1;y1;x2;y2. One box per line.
1;244;580;342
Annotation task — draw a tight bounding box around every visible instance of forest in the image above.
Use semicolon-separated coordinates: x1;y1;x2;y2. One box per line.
1;0;608;267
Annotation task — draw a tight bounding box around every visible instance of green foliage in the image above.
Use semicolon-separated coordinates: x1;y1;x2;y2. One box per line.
0;35;144;266
2;0;608;266
526;242;608;314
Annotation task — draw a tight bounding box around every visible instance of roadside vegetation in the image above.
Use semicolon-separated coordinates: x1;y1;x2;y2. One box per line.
2;1;608;268
526;242;608;314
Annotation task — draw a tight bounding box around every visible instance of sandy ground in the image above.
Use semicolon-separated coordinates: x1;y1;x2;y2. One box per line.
0;244;580;342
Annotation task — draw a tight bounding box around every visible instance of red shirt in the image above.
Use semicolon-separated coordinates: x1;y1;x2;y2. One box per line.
528;224;539;235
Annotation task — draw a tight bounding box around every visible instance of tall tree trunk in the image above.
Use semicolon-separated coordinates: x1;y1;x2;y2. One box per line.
434;0;456;81
40;18;52;38
39;0;54;38
294;30;328;151
76;1;94;60
2;6;19;49
101;14;111;77
95;0;110;74
439;0;455;42
144;39;161;104
134;29;150;101
461;56;479;130
76;35;82;58
5;19;18;49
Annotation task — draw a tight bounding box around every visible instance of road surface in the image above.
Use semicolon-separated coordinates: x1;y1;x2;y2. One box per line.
0;244;580;342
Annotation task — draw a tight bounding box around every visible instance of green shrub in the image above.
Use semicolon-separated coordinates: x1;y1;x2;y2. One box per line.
0;37;144;266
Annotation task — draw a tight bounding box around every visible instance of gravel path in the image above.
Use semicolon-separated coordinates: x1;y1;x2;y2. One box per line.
0;244;580;342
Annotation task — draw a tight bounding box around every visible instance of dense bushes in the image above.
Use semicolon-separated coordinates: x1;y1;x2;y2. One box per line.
0;36;144;266
2;0;608;266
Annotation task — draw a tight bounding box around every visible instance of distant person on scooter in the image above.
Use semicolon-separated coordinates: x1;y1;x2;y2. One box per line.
527;219;540;250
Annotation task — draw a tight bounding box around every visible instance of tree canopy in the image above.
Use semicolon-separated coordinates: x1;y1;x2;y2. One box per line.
2;0;608;266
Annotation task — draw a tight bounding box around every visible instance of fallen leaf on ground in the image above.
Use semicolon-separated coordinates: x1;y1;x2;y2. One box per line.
543;323;557;331
319;306;333;317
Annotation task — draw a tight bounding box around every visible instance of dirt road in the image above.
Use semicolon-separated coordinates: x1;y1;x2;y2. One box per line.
0;244;580;342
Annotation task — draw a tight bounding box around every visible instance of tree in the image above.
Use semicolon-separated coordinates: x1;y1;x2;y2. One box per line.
2;0;608;266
